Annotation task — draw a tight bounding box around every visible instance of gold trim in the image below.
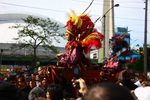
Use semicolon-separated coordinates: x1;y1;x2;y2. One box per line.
66;30;77;37
83;32;100;42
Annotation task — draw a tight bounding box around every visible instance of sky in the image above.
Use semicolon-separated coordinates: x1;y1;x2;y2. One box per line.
0;0;149;49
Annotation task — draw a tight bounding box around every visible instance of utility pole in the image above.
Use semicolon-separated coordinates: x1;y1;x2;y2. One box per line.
144;0;148;77
0;49;3;74
102;4;119;58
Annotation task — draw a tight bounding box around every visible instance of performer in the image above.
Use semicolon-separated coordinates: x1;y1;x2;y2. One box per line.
102;32;141;82
56;10;104;70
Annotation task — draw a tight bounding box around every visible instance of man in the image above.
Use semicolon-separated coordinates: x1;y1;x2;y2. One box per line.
41;78;49;97
16;75;32;100
35;74;41;87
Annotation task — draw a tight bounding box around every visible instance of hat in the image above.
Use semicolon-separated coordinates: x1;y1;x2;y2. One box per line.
134;87;150;100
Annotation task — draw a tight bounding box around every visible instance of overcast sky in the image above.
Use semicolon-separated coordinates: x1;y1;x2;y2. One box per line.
0;0;149;49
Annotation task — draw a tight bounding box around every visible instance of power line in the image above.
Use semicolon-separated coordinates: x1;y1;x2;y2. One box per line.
0;1;148;11
92;14;150;21
0;2;68;13
74;0;145;3
73;0;150;10
0;2;149;22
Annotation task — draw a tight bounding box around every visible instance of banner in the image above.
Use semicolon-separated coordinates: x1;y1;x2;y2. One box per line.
98;47;103;63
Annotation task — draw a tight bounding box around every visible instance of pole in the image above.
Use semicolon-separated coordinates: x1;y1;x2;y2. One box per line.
144;0;148;77
103;15;106;57
102;4;119;58
0;49;3;74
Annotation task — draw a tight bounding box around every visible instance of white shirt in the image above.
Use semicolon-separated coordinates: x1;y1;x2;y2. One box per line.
36;82;41;87
134;80;142;87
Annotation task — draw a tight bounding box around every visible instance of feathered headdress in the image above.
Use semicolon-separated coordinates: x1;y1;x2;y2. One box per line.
64;9;104;54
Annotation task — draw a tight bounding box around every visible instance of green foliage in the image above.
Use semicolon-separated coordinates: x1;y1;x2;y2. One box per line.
14;67;21;74
128;44;150;71
9;15;65;52
9;16;65;69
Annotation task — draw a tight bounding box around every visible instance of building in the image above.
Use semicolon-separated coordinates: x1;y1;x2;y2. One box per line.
115;26;130;45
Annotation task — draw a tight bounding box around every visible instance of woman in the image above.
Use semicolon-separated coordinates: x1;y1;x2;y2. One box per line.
28;79;36;88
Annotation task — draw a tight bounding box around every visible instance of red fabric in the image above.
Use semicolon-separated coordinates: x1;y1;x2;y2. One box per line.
31;74;34;88
84;39;102;54
46;67;52;83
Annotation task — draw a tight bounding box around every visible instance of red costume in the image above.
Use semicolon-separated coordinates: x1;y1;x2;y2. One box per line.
58;10;104;70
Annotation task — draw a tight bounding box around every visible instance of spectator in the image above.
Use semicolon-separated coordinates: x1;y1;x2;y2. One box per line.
118;78;134;90
46;84;63;100
35;97;47;100
134;86;150;100
28;87;45;100
28;79;36;88
16;75;32;100
134;75;145;87
3;74;7;82
72;78;135;100
7;75;16;86
141;81;149;87
61;77;73;99
0;81;18;100
41;78;49;93
82;82;135;100
72;78;88;96
35;74;41;87
117;78;137;100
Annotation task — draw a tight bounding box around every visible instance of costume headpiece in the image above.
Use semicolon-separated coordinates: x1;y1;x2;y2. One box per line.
109;31;131;55
64;0;104;54
64;10;94;38
64;9;104;54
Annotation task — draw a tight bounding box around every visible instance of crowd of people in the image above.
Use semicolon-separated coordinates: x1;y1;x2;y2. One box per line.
0;72;150;100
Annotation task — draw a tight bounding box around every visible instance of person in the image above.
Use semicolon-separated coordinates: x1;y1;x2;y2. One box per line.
118;78;134;90
7;75;16;86
35;97;47;100
41;78;49;97
134;86;150;100
46;84;63;100
72;78;135;100
35;74;42;87
3;74;7;82
0;81;18;100
28;87;45;100
56;10;104;71
134;74;146;88
117;78;137;100
82;82;135;100
16;75;32;100
28;79;36;88
72;78;88;96
141;81;149;87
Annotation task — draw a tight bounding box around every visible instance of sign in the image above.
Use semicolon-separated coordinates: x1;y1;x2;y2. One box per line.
13;68;27;71
90;50;98;59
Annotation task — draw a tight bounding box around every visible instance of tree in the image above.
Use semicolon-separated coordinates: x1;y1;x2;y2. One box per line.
128;44;150;72
10;16;65;73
